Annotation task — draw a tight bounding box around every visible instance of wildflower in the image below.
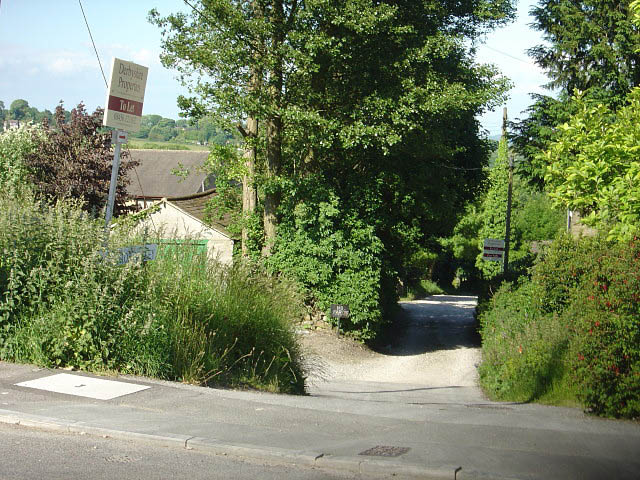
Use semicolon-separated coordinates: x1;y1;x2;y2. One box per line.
595;321;600;327
578;354;585;361
518;345;523;354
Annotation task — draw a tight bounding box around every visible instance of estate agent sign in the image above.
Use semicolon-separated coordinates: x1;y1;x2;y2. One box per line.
483;238;505;262
103;58;148;132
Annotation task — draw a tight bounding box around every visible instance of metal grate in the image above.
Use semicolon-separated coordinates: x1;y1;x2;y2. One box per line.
359;446;411;457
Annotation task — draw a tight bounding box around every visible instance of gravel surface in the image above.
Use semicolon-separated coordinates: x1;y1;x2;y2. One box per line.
300;295;480;386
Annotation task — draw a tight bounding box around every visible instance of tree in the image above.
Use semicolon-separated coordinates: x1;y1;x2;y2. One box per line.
9;99;30;122
152;0;515;336
512;0;640;188
476;135;510;279
541;89;640;241
24;103;136;214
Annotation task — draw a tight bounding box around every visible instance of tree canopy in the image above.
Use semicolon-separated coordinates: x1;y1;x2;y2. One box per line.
541;89;640;241
512;0;640;188
152;0;516;337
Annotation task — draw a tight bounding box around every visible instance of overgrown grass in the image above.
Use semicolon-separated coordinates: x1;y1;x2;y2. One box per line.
0;192;305;394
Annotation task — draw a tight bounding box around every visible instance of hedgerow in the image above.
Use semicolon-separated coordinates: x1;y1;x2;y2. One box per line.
479;234;640;418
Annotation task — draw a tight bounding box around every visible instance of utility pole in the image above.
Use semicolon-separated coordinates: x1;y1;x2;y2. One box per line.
502;107;513;275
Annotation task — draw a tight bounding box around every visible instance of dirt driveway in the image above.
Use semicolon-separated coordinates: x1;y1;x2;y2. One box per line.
300;295;480;387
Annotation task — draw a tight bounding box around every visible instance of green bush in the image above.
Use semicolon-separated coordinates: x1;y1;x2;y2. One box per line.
478;234;640;417
0;192;305;394
478;280;574;403
269;185;384;340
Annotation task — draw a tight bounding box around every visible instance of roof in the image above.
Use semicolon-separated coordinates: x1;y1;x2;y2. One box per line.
126;149;212;198
166;189;234;238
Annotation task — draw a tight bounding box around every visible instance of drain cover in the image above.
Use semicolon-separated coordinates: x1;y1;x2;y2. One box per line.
359;446;410;457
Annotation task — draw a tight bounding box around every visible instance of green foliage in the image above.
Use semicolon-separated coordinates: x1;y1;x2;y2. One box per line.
512;0;640;188
476;136;509;279
542;88;640;241
479;235;640;418
529;0;640;97
440;159;563;291
512;188;565;244
152;0;516;338
478;280;574;403
9;99;30;121
268;179;384;339
401;279;444;301
0;191;305;394
567;240;640;417
510;92;577;190
0;123;45;193
438;202;484;288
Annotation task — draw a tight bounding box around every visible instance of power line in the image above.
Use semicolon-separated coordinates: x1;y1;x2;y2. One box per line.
78;0;108;87
482;45;534;65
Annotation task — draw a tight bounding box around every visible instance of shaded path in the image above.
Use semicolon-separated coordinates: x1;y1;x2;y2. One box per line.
304;295;486;403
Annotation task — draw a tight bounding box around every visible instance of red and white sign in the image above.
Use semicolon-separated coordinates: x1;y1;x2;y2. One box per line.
483;239;505;262
103;58;148;132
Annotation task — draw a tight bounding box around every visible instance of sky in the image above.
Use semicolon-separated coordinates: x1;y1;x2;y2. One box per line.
0;0;550;137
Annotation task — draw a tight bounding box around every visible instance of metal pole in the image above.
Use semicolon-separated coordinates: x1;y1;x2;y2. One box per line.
104;131;123;234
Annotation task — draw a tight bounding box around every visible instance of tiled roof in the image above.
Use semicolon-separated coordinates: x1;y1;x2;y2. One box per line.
126;149;212;198
167;189;234;238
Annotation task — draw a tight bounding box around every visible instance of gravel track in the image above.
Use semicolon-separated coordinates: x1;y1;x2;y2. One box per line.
300;295;480;386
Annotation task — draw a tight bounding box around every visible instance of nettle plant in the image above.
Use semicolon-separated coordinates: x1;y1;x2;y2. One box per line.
0;123;45;193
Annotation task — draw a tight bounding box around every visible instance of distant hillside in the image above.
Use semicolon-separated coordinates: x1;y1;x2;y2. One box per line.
0;99;234;148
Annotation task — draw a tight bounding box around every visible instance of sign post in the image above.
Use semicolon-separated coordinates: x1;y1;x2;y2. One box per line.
483;239;505;262
330;304;350;335
102;58;148;233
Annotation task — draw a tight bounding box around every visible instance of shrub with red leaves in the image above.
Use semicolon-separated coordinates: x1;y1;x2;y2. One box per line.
25;102;137;215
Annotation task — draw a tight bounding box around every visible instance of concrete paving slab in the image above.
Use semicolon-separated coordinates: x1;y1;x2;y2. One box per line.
15;373;150;400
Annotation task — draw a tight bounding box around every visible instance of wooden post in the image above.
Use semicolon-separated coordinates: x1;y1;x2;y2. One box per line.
502;108;513;275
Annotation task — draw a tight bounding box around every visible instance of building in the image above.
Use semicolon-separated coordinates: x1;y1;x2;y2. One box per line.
126;149;215;209
125;150;234;265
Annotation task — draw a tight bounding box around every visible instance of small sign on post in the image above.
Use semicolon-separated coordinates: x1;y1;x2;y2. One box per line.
330;304;350;335
483;239;505;262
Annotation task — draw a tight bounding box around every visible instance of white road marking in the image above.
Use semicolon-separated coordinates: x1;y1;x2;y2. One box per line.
15;373;150;400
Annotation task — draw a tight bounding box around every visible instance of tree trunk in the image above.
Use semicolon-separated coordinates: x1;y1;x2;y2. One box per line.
262;0;284;256
241;115;258;256
241;0;262;257
263;114;281;256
